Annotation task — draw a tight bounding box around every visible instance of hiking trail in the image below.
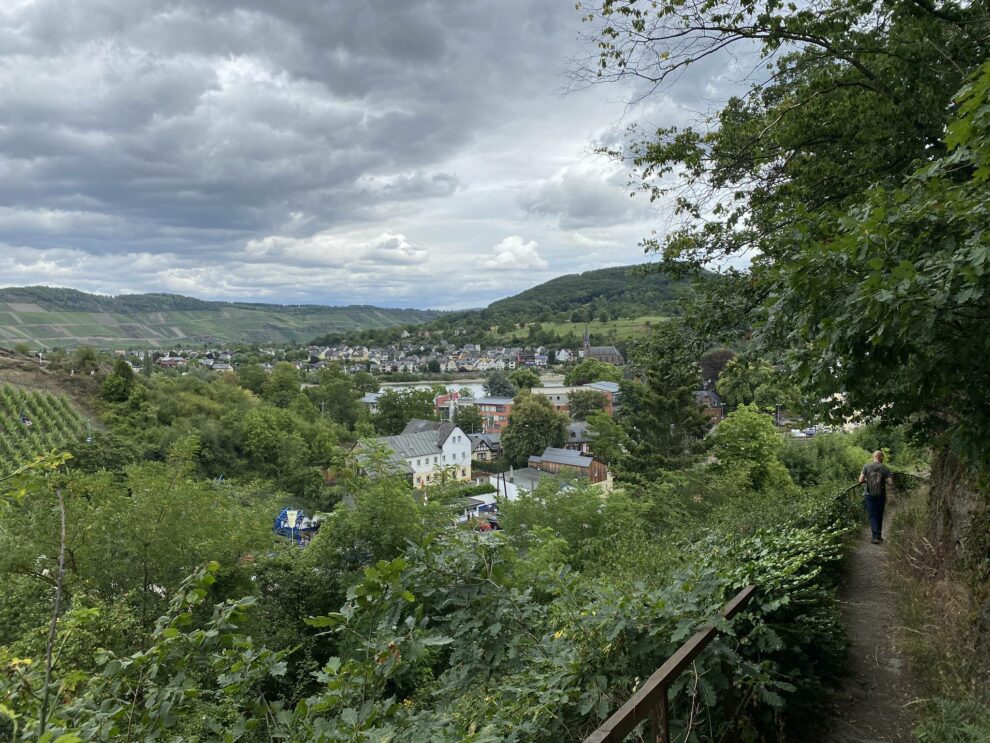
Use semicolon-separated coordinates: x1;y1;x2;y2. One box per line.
821;521;923;742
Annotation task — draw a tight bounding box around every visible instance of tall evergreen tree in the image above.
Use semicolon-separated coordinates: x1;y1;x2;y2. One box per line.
619;325;710;476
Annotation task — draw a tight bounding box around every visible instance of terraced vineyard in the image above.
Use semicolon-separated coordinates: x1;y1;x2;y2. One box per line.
0;385;88;474
0;287;444;349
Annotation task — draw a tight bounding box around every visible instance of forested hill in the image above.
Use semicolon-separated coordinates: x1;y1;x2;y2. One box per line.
0;286;442;349
480;264;685;323
420;263;695;345
318;264;691;346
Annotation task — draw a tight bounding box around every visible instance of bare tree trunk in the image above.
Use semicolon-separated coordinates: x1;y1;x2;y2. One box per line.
39;486;66;737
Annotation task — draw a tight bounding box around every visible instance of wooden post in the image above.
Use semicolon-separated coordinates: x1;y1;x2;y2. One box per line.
658;688;670;743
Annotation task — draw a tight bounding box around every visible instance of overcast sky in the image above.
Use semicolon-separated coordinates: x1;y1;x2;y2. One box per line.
0;0;749;309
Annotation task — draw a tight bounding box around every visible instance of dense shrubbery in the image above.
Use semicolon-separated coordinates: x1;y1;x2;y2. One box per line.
0;393;874;741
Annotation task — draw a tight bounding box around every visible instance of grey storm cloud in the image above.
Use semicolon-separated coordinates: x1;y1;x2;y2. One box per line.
0;0;752;307
0;0;556;238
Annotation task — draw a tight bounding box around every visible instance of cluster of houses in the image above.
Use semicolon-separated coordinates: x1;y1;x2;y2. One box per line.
310;343;570;374
108;325;627;382
156;353;234;372
305;341;552;374
353;415;612;496
466;380;620;434
115;348;241;373
308;327;624;375
359;380;621;436
351;371;732;507
352;374;625;509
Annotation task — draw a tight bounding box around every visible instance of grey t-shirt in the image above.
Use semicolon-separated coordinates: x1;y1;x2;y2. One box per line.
861;462;892;496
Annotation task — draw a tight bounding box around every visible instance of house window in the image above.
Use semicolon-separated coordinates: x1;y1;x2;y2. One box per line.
416;459;421;466
434;456;438;464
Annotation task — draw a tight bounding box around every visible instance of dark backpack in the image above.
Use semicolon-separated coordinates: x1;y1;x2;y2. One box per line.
865;466;886;497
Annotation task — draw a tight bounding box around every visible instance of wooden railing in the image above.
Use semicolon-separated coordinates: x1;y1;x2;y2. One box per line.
583;585;757;743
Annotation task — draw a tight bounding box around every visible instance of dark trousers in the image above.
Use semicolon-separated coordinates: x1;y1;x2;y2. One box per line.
864;493;886;539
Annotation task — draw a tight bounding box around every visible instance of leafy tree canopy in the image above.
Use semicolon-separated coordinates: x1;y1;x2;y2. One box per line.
236;362;267;395
699;348;736;389
716;355;798;413
452;404;483;434
372;388;438;436
509;367;541;390
262;362;302;408
100;358;135;402
585;0;990;463
564;358;623;386
568;389;610;421
501;392;569;466
710;404;785;490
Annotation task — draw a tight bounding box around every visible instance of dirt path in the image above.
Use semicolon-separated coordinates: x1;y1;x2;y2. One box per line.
821;523;922;742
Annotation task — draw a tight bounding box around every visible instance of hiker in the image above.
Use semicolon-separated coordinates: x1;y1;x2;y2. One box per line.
859;450;894;544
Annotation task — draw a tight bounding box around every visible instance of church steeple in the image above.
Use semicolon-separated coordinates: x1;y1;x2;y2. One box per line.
583;324;590;354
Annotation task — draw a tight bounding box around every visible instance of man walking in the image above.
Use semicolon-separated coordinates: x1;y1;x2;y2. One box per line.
859;450;894;544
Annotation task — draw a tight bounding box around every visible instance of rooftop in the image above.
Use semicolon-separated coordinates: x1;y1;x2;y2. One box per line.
468;432;502;451
584;381;620;394
358;424;460;465
531;446;595;469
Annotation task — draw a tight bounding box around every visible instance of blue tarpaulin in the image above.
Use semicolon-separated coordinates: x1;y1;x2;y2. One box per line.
274;507;319;546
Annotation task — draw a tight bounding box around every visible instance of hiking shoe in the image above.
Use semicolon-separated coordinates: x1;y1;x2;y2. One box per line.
871;537;881;544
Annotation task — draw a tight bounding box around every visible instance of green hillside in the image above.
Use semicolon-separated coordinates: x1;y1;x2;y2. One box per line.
483;264;684;321
0;384;88;475
0;287;443;350
424;263;689;338
322;263;690;346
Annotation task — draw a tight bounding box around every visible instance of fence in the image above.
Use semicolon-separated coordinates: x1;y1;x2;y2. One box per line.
583;585;756;743
585;471;929;743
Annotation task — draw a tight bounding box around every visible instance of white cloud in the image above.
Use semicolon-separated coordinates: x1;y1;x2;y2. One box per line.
242;230;427;268
478;236;548;270
364;233;429;265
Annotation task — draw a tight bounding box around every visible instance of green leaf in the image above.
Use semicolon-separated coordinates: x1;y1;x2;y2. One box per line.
305;613;345;628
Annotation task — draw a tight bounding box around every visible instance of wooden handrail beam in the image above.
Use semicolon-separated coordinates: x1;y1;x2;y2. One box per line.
584;585;756;743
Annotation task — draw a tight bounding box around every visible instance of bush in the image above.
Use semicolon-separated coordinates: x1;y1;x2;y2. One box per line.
778;433;870;488
470;458;508;473
915;698;990;742
457;482;497;498
850;422;925;468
